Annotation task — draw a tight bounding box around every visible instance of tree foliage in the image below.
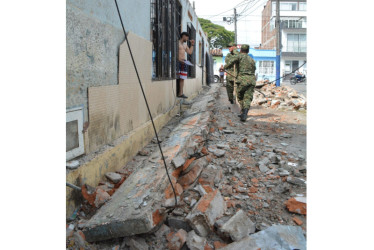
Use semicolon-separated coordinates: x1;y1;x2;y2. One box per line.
198;18;235;49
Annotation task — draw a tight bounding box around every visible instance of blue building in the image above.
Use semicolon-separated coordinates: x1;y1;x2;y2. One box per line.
220;48;277;82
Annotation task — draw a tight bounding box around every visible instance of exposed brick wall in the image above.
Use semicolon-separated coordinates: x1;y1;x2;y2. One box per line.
261;0;276;50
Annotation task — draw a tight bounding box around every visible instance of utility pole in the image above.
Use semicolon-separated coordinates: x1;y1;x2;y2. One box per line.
234;8;237;44
275;0;281;86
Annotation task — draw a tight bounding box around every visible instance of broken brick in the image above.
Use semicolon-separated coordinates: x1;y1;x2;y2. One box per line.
167;229;187;250
249;187;258;193
213;241;228;249
293;217;303;226
285;197;307;215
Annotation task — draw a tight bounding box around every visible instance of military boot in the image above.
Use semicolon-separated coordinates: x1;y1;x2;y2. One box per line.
240;108;249;122
238;109;243;117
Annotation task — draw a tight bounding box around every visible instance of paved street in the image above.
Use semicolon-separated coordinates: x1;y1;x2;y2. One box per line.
282;79;307;97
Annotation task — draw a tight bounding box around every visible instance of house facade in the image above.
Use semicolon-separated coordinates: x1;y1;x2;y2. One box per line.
66;0;212;216
260;0;307;79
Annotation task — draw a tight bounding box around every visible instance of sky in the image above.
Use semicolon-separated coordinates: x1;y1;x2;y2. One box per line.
192;0;268;47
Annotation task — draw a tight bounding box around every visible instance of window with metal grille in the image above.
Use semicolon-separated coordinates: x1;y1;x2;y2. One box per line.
151;0;177;80
187;23;196;78
258;61;275;75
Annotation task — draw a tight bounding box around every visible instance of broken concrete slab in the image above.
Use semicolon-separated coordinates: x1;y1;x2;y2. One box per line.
219;225;306;250
82;109;214;242
186;230;206;250
217;209;256;242
186;189;226;237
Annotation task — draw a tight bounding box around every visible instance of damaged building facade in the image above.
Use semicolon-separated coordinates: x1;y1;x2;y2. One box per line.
66;0;212;216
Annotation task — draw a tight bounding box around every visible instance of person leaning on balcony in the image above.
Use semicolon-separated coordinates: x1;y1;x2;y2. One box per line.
177;32;195;99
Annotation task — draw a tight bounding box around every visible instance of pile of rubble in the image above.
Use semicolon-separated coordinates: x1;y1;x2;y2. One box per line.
253;81;307;110
66;84;307;249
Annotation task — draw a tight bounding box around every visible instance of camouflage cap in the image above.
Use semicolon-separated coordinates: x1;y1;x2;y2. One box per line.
227;42;237;47
241;44;250;50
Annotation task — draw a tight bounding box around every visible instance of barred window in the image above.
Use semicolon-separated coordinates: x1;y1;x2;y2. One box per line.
258;61;275;75
187;23;196;78
151;0;177;80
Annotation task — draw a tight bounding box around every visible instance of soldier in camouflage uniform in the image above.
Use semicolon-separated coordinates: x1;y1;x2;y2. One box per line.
224;44;256;122
224;43;239;104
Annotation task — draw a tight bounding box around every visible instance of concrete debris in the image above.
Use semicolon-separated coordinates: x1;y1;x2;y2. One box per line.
138;150;149;156
223;129;234;134
73;230;88;249
167;229;188;250
279;169;290;176
208;147;226;157
172;156;186;169
66;224;75;238
105;172;122;184
259;164;269;173
128;237;149;250
216;209;256;241
186;189;226;237
186;230;207;250
154;224;171;239
219;225;306;250
286;176;306;186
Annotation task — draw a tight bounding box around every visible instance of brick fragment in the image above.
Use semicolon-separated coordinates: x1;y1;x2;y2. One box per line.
285;197;307;215
167;229;188;250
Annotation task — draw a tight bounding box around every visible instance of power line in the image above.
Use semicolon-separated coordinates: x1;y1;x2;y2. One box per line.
237;0;267;20
202;0;249;19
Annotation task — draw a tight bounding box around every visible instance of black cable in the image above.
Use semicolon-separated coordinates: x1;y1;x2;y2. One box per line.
268;61;307;84
114;0;177;208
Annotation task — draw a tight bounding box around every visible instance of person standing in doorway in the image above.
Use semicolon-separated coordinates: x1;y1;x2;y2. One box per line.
177;32;195;99
224;43;239;104
219;65;225;83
